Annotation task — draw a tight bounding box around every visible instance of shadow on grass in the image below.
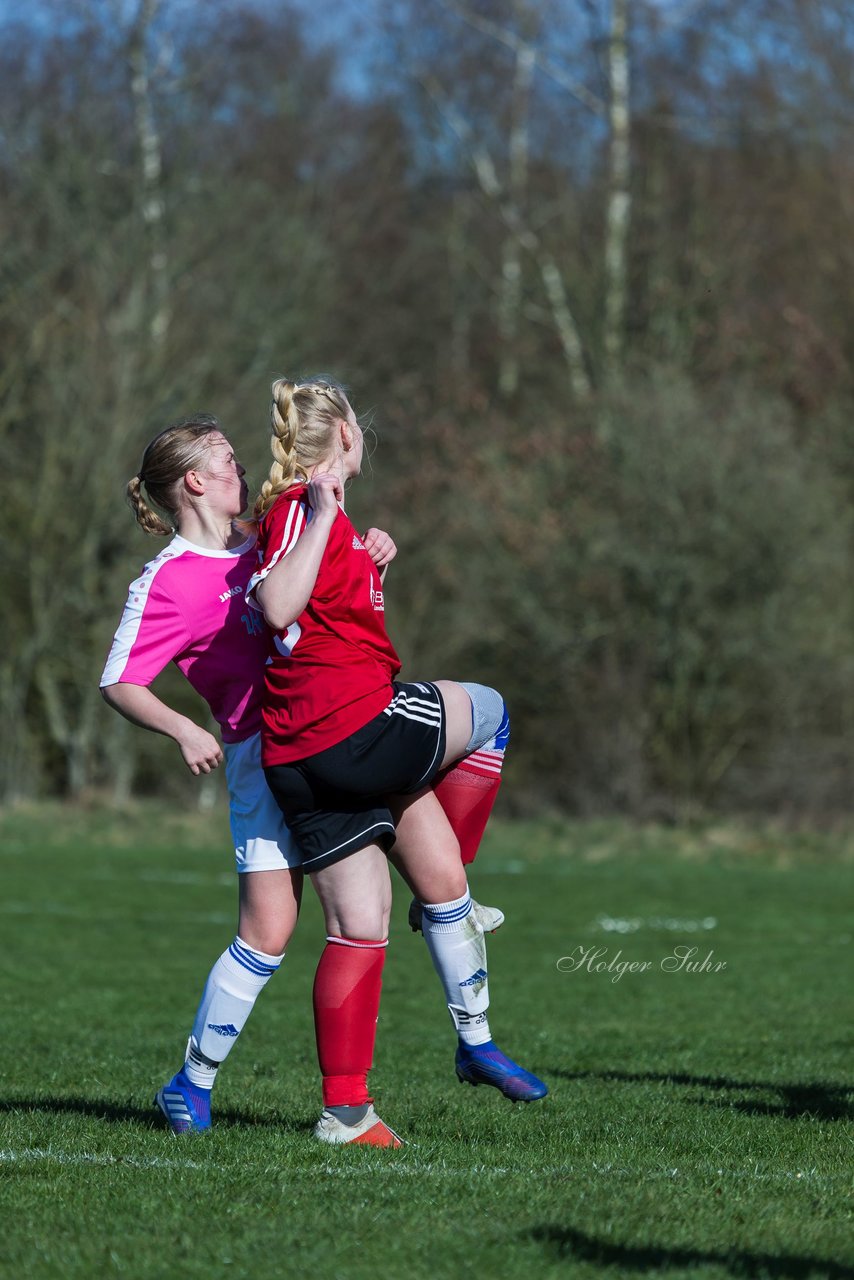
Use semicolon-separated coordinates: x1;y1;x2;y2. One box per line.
550;1070;852;1120
0;1096;302;1130
529;1225;850;1278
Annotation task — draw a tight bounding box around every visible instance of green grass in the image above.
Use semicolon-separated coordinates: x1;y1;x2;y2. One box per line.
1;806;852;1280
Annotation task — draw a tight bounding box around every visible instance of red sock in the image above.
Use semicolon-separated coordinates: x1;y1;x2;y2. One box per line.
433;750;503;866
312;937;387;1107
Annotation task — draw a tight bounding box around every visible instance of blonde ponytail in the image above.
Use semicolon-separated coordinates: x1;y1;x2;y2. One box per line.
126;474;173;536
255;376;352;519
127;414;221;536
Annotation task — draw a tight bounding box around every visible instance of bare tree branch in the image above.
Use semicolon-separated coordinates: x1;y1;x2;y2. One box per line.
421;73;592;400
437;0;606;115
128;0;170;348
603;0;632;382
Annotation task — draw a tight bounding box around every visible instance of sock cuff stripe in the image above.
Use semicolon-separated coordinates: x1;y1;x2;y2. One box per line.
422;901;473;924
229;940;279;969
463;751;505;773
325;935;389;949
228;941;281;976
233;936;286;965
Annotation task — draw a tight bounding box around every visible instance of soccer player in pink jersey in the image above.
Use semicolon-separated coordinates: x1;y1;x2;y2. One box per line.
102;416;405;1146
250;379;548;1123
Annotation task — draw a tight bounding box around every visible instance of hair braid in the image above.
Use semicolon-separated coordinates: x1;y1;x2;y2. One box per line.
126;474;174;536
255;375;353;519
255;380;305;517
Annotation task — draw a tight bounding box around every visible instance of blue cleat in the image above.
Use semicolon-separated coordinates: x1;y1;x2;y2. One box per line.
455;1040;548;1102
154;1069;212;1134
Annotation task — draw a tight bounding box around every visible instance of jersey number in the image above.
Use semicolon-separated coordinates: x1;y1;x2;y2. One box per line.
241;612;265;638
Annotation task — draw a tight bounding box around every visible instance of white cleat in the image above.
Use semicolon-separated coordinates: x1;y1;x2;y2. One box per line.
408;897;505;934
314;1105;404;1147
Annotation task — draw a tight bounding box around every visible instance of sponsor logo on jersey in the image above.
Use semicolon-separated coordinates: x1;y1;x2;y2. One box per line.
352;535;366;550
207;1022;240;1037
459;968;488;989
370;585;384;612
219;585;244;603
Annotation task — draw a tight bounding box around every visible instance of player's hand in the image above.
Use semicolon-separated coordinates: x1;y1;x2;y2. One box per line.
306;472;343;523
362;527;397;569
176;724;223;775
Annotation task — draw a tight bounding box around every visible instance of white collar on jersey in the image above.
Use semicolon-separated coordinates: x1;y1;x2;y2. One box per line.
169;532;256;559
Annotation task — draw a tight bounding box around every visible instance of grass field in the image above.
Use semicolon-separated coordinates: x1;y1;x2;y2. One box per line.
1;806;852;1280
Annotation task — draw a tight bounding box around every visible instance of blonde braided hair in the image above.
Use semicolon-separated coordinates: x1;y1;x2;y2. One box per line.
127;415;222;536
255;377;352;519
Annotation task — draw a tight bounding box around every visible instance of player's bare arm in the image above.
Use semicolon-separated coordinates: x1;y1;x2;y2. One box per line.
255;473;340;630
101;682;223;775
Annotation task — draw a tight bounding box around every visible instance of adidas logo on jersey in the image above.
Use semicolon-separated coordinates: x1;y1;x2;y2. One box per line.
207;1022;240;1037
352;535;366;550
459;968;488;988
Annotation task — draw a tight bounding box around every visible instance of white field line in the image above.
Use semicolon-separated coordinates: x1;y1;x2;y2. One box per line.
0;1148;837;1183
595;914;718;934
0;1147;207;1171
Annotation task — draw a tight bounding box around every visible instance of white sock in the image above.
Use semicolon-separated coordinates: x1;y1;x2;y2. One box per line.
420;890;492;1046
183;936;284;1088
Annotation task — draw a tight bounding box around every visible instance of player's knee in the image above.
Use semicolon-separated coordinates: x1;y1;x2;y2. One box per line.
239;927;291;956
236;912;293;956
334;906;390;942
459;682;509;753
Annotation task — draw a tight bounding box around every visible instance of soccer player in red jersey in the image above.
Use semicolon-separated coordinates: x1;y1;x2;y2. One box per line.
250;378;548;1136
101;418;403;1146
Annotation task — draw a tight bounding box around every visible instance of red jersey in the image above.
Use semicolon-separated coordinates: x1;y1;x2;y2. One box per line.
248;485;401;765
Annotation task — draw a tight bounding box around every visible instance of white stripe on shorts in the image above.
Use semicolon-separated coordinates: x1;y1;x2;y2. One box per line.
386;706;443;729
383;692;441;722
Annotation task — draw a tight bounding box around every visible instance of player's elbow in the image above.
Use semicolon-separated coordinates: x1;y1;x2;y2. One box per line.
255;583;300;633
262;602;299;632
101;682;134;712
100;683;118;707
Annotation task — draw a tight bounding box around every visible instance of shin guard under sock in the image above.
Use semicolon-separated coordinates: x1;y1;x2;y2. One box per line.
313;936;387;1108
434;694;509;865
420;890;492;1046
184;936;283;1088
433;762;502;866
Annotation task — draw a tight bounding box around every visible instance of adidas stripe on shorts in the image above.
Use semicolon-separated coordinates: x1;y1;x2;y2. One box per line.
264;681;447;872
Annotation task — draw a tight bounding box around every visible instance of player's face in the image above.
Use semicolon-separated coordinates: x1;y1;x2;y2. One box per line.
203;433;248;515
343;408;364;479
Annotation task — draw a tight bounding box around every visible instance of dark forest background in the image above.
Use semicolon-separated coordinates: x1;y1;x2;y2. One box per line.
2;0;852;819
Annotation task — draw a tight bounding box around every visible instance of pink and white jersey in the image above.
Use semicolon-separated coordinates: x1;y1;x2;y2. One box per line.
100;534;267;743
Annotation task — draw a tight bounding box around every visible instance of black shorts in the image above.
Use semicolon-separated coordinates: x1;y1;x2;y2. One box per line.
264;681;447;872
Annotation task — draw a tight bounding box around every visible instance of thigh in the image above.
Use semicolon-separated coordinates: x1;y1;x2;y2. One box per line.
237;867;303;955
432;680;475;768
311;843;392;940
387;788;467;904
